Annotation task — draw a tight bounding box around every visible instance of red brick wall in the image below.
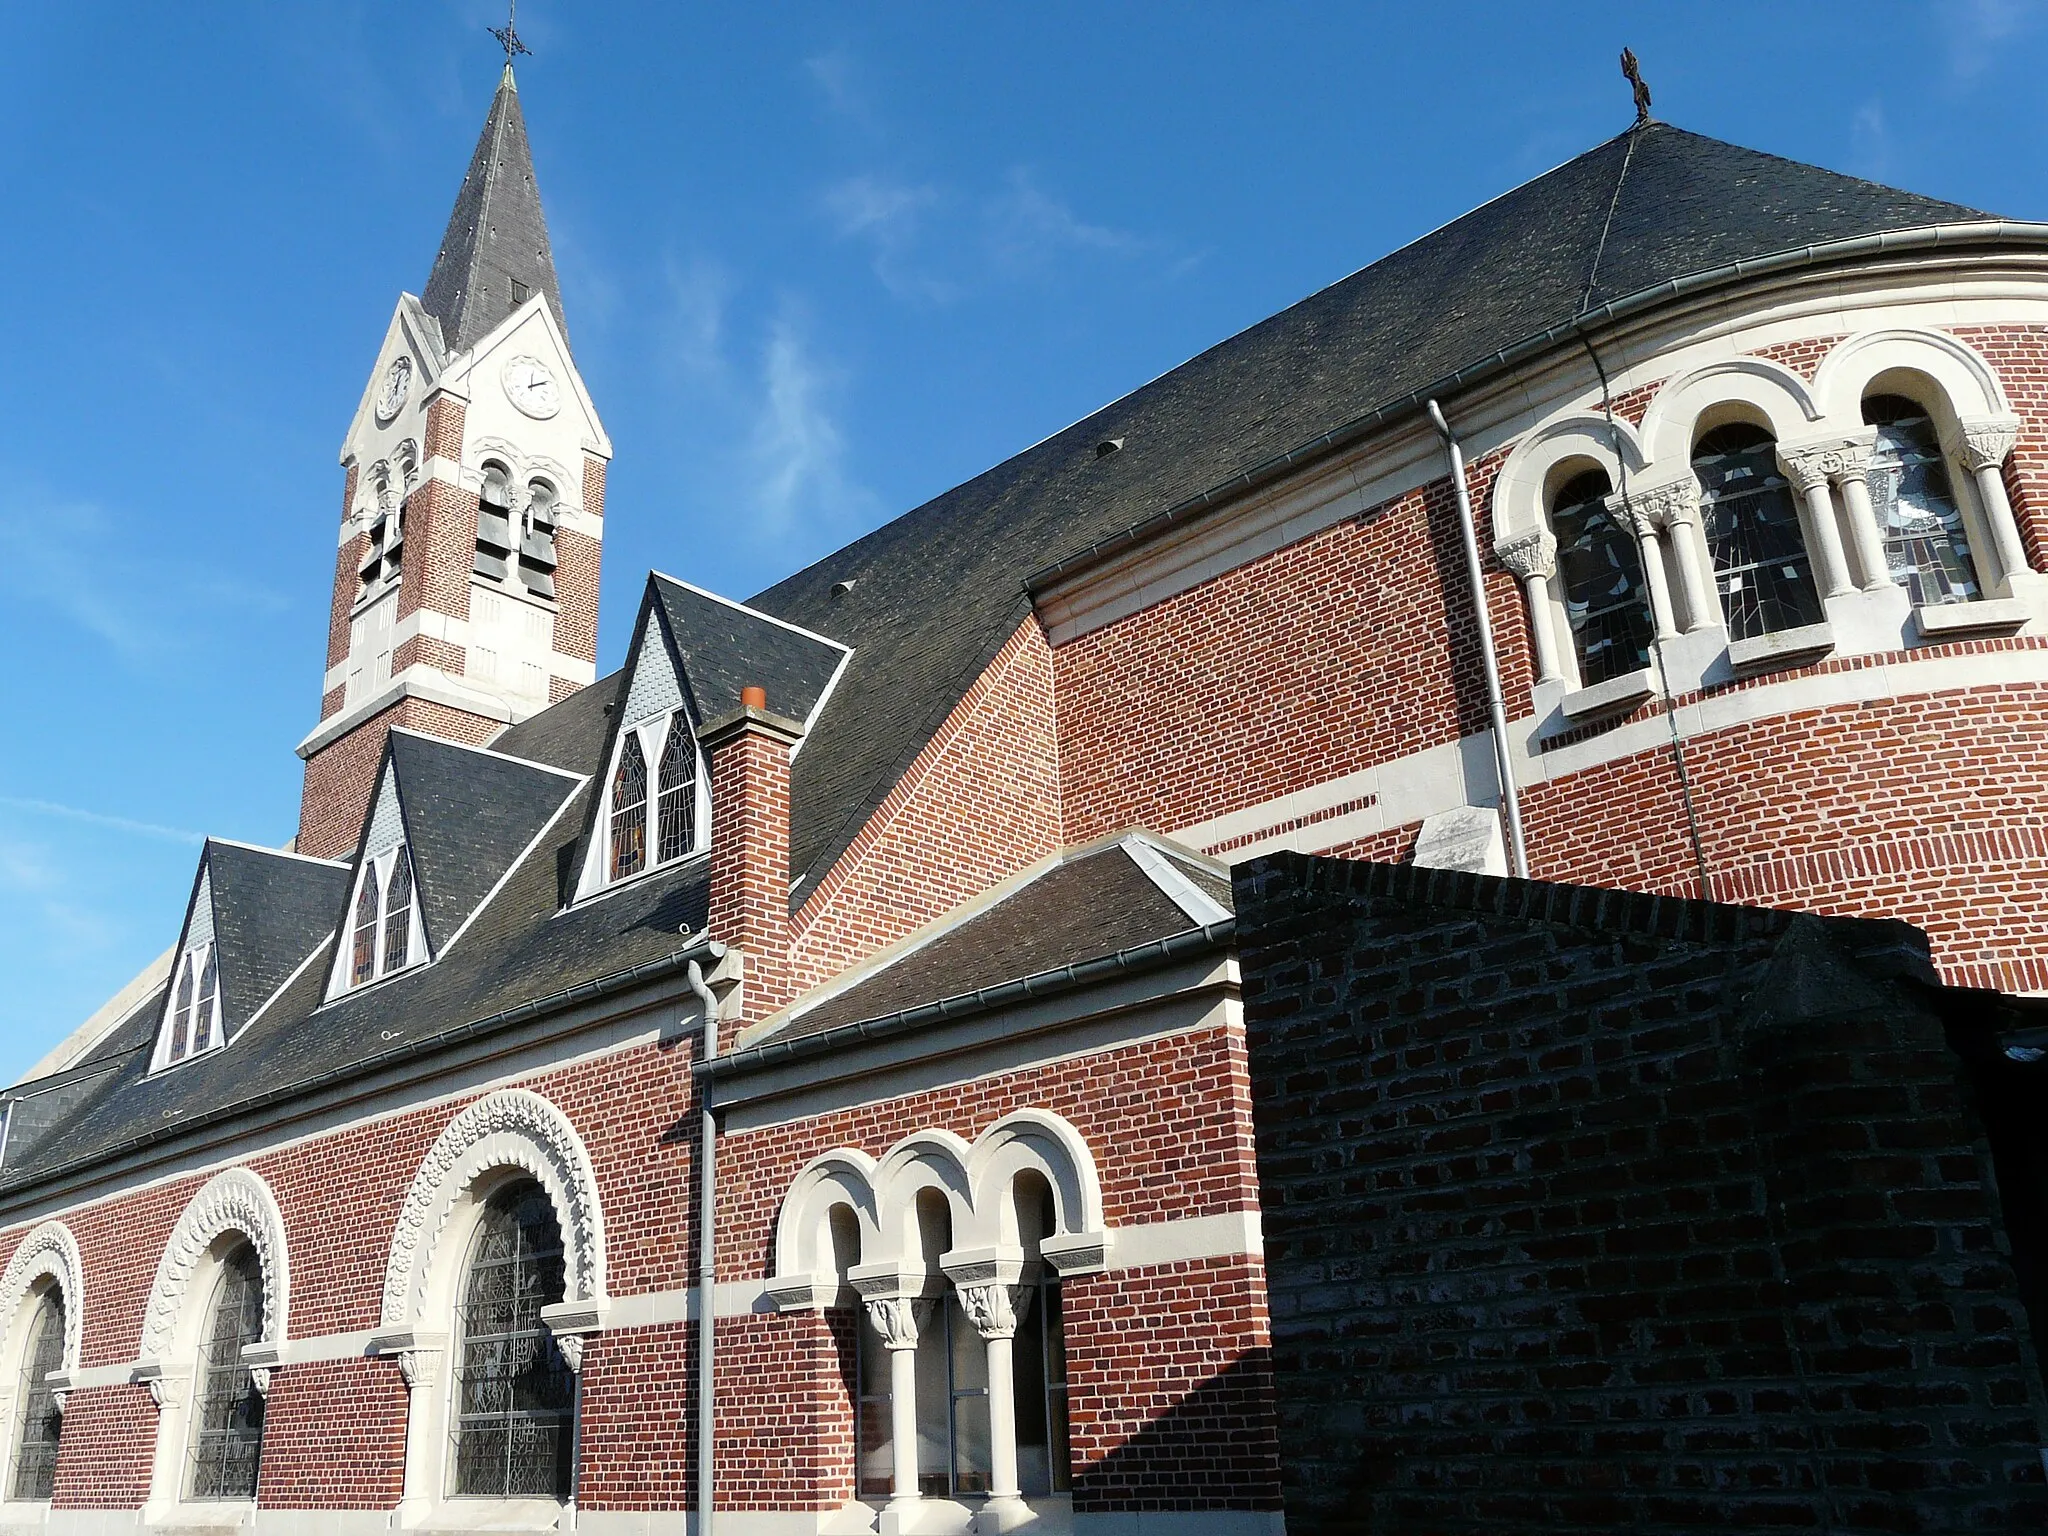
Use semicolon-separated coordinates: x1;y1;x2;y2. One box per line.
1954;324;2048;571
50;1384;154;1509
325;462;363;678
791;619;1064;994
554;527;601;668
254;1358;408;1508
1748;331;1845;382
423;395;464;462
394;477;478;628
391;633;465;677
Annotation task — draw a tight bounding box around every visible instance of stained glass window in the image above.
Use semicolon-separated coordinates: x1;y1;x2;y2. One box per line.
1864;394;1982;607
193;949;219;1056
1551;468;1653;687
382;853;414;976
608;735;648;883
1011;1175;1069;1497
188;1244;265;1501
451;1181;575;1501
656;714;698;865
1693;423;1823;640
169;960;197;1064
351;873;380;987
11;1289;64;1501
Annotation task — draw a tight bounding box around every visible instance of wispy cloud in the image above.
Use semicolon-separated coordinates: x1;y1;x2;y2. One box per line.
0;797;204;846
985;168;1140;275
805;48;879;133
823;175;952;301
747;312;879;541
661;257;734;381
1941;0;2041;77
0;835;120;954
1849;100;1890;181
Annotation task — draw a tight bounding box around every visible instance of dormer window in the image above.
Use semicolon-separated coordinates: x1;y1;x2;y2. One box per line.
588;708;708;896
156;942;222;1070
342;844;423;991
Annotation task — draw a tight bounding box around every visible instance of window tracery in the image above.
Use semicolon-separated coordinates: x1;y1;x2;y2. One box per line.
159;942;223;1069
187;1243;264;1502
341;844;422;993
1864;394;1982;606
608;734;647;881
592;709;707;895
9;1288;63;1502
1550;468;1652;686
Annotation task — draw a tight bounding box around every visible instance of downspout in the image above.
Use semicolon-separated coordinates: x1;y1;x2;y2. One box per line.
687;957;721;1536
1426;399;1530;879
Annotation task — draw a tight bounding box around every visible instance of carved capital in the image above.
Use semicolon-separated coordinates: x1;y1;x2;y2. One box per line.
1776;447;1833;497
1604;492;1660;540
50;1391;66;1416
957;1281;1035;1342
1629;477;1701;531
148;1377;168;1410
556;1336;584;1375
1960;414;2022;473
397;1347;441;1393
1496;528;1557;581
249;1367;272;1398
862;1295;927;1351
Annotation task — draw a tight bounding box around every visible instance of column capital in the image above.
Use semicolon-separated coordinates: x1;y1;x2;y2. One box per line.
1496;527;1557;581
1780;430;1878;486
1629;476;1702;531
956;1281;1035;1342
1959;413;2022;472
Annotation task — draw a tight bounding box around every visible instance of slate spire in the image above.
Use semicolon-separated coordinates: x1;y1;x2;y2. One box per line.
420;63;569;356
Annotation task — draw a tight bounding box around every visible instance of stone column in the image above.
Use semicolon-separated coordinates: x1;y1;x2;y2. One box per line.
951;1250;1035;1535
1633;478;1717;633
1496;529;1563;684
1821;433;1890;592
1778;446;1856;598
396;1341;446;1517
861;1294;929;1519
1959;415;2031;589
1608;493;1679;641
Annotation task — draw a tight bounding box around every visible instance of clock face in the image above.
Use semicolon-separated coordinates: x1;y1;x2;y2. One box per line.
503;356;561;420
375;356;412;422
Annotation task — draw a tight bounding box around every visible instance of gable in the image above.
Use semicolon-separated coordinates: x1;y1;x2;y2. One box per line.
650;575;848;732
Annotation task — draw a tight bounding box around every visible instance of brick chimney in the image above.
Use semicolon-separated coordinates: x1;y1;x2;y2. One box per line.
700;685;803;1021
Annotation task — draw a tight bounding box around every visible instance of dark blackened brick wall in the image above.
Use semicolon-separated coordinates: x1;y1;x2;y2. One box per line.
1235;852;2048;1534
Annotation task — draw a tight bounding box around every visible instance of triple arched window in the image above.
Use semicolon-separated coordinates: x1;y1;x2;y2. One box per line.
10;1288;63;1501
602;710;706;888
344;844;420;991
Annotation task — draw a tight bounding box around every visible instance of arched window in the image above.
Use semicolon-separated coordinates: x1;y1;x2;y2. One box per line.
475;463;514;583
1550;468;1652;686
1693;423;1822;639
381;854;413;975
192;949;219;1056
10;1289;64;1501
350;873;380;987
451;1181;575;1501
656;711;698;864
608;735;648;882
1864;394;1982;606
517;481;559;601
188;1243;265;1501
1009;1173;1070;1497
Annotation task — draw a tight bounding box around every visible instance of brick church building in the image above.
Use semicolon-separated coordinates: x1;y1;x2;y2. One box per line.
5;55;2048;1535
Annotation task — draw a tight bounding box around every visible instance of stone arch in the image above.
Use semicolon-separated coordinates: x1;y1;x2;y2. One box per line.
773;1148;880;1281
140;1168;289;1362
1811;326;2010;426
872;1130;973;1265
379;1088;607;1330
0;1222;82;1377
964;1110;1105;1249
1490;411;1648;547
1637;356;1823;466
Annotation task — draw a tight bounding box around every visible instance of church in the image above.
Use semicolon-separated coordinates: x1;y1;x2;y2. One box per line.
4;45;2048;1535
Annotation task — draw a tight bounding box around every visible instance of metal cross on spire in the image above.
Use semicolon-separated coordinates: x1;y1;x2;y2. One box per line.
489;1;531;65
1619;47;1652;126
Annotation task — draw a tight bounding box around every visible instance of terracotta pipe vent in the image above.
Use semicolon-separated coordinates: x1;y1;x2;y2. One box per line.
741;685;767;710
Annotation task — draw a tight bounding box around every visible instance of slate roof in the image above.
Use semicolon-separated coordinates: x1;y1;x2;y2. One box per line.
759;836;1231;1046
420;64;569;356
203;842;352;1030
651;575;849;729
4;120;2017;1198
732;123;1998;902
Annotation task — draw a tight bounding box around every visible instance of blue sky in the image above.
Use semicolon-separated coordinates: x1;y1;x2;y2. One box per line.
1;0;2043;1081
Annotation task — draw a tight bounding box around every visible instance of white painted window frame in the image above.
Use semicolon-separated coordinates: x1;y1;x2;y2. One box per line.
574;707;711;903
327;843;429;1000
151;944;225;1075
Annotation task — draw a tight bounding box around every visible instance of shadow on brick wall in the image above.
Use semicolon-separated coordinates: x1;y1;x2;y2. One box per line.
1236;853;2048;1535
1072;1350;1285;1514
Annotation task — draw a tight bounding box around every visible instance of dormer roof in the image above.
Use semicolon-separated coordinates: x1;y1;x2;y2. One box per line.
367;730;584;954
646;573;850;731
201;841;352;1029
421;64;568;358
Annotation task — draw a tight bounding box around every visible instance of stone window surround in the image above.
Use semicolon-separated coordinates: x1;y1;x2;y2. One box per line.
129;1167;290;1529
0;1223;83;1527
326;843;428;1001
366;1087;609;1534
150;943;226;1076
1492;326;2037;709
767;1110;1109;1535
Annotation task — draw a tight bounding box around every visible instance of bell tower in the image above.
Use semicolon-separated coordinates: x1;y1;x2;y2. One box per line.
296;61;610;861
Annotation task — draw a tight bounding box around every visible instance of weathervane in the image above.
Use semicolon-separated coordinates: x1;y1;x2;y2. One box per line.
489;1;531;64
1620;47;1652;126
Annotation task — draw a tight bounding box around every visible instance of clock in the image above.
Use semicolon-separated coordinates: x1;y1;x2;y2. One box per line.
375;356;412;422
503;356;561;420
